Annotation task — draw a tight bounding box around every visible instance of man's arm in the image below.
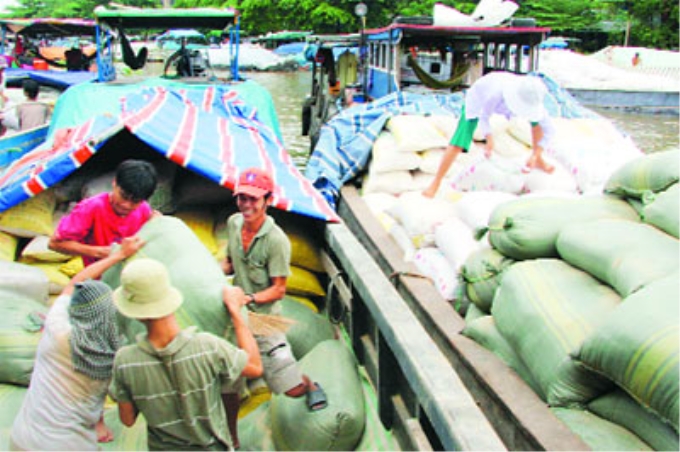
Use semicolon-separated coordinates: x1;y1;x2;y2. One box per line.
223;286;262;378
48;236;112;261
247;276;287;307
62;236;144;296
117;401;139;427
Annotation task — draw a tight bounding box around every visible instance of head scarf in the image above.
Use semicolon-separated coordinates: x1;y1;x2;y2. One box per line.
69;280;121;381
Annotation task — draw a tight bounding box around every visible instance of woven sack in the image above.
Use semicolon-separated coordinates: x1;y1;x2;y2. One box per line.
557;219;679;297
604;149;679;199
642;182;679;238
551;408;653;450
487;195;639;260
461;246;515;313
280;297;334;360
573;272;679;432
492;259;619;406
271;339;365;451
588;390;679;452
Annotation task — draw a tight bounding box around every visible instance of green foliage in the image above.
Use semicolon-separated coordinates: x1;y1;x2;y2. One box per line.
3;0;677;49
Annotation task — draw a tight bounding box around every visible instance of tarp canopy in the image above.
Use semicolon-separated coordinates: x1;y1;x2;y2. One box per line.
0;78;339;222
94;7;238;31
0;18;97;37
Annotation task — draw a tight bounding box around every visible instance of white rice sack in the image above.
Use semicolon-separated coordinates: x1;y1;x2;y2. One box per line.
20;235;71;263
410;171;435;191
434;217;484;270
362;170;413;196
369;131;422;173
507;117;532;146
523;161;579;194
454;191;518;231
427;114;459;139
492;130;531;158
386;114;448;152
385;191;457;248
418;146;483;177
547;118;643;194
0;261;50;306
385;218;417;262
413;247;460;300
361;192;398;216
450;156;526;194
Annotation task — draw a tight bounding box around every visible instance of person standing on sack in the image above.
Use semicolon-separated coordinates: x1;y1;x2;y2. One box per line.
10;236;144;451
221;167;328;412
422;71;555;198
49;159;158;268
110;258;262;451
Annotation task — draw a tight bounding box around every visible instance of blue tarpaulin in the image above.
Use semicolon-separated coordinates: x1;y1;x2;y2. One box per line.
0;79;339;222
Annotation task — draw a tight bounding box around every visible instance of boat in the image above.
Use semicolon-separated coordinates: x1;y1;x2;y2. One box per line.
302;17;549;149
0;18;99;89
0;8;505;451
303;11;678;451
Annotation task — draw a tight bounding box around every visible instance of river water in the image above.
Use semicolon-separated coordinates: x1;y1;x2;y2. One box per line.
244;71;679;169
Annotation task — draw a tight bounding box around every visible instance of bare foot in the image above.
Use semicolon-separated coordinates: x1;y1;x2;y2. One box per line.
96;420;114;443
524;156;555;174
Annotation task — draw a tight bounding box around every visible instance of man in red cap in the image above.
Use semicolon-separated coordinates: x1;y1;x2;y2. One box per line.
221;167;328;412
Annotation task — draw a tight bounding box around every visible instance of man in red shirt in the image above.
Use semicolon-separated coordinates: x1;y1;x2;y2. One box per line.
49;159;158;267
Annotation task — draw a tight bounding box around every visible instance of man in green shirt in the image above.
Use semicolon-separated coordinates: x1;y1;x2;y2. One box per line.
222;167;328;411
110;258;262;450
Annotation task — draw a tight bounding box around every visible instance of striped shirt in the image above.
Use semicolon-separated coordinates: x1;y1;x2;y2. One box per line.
110;327;247;451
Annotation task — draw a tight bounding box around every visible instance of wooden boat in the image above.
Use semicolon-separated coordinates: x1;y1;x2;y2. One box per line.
303;13;678;452
0;8;507;451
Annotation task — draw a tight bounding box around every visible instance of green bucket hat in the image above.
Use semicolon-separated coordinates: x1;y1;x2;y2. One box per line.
113;258;183;319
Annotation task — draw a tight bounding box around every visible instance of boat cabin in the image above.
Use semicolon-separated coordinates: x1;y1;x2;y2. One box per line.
93;7;242;82
360;19;549;100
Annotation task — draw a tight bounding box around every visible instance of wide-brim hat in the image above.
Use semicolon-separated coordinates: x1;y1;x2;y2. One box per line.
502;75;547;122
234;167;274;199
113;258;183;319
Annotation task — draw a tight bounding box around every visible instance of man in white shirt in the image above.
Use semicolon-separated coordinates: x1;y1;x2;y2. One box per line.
422;71;554;198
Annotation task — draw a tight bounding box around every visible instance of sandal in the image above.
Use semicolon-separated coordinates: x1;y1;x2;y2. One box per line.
306;382;328;411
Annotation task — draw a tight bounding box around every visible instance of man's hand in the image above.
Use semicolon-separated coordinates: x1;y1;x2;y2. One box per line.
118;236;145;258
223;285;246;315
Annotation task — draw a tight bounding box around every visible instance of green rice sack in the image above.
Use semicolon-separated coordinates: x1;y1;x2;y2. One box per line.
271;339;366;451
0;384;27;450
461;247;515;313
642;183;679;238
551;407;653;451
487;195;639;260
103;216;233;343
604;149;679;200
492;259;619;407
462;315;543;399
588;390;679;452
0;289;48;386
280;297;335;360
238;402;276;451
573;272;679;432
557;219;679;298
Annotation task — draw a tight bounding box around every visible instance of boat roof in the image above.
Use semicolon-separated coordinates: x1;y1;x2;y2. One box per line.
0;18;97;37
94;6;238;31
364;22;550;46
255;30;312;42
306;33;360;47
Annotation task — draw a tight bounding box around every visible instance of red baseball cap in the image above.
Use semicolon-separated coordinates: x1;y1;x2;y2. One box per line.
234;167;274;199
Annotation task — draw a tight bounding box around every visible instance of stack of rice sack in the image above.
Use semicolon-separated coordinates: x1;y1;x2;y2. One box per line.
359;112;644;306
460;149;679;450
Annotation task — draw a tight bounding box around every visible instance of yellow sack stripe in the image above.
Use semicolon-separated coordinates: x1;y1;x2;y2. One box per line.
0;191;56;238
